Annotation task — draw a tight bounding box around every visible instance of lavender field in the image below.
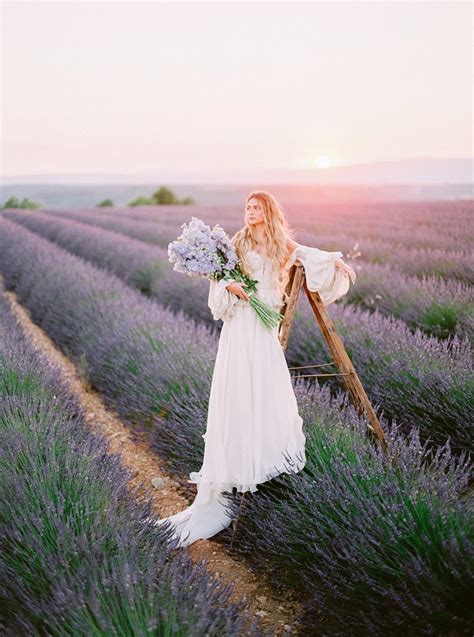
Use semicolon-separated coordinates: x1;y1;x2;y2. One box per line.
0;200;473;636
3;204;473;455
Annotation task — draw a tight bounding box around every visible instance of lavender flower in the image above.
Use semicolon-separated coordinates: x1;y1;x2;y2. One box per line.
168;217;284;330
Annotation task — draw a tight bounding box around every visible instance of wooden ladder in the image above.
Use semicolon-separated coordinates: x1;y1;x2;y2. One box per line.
278;261;388;453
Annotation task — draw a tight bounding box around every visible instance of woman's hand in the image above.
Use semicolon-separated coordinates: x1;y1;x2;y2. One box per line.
335;259;357;284
226;281;250;301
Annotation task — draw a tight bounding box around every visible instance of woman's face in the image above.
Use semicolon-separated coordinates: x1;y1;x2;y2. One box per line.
245;197;265;227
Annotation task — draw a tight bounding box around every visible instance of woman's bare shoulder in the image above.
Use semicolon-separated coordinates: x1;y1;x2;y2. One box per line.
286;238;301;253
282;239;303;271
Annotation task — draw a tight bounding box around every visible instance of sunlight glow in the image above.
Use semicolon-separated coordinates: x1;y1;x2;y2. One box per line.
315;156;332;169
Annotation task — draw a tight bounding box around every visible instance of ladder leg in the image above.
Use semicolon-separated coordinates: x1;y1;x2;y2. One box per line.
278;264;387;453
278;265;305;350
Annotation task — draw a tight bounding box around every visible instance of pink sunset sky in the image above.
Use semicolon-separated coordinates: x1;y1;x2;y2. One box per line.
1;1;472;182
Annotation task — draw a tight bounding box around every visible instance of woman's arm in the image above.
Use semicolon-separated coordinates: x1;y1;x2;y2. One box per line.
286;238;355;284
208;278;240;322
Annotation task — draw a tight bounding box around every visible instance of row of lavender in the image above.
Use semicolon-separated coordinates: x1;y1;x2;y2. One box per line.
5;209;473;345
0;216;472;635
0;281;260;636
40;204;474;283
3;209;472;458
46;200;473;255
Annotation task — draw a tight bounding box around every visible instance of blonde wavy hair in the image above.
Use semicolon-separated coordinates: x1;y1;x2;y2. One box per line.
230;190;297;295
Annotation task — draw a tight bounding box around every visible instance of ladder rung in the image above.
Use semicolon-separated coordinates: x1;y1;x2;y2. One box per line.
290;372;352;378
288;363;335;370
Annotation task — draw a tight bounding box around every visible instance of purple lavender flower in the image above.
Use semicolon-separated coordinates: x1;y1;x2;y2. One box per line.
168;217;238;278
168;217;283;330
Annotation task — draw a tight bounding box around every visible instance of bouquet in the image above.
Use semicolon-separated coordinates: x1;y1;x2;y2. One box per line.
168;217;284;330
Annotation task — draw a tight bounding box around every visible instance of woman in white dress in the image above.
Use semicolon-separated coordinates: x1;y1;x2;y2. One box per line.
151;191;356;548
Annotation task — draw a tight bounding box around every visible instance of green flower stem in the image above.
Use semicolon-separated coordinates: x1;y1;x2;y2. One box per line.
248;292;284;330
222;269;284;331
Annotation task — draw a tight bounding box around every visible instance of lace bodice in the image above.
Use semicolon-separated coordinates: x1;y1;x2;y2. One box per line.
246;249;280;287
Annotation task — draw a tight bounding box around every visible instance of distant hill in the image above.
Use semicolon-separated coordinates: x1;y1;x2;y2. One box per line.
1;157;471;208
284;157;473;186
2;156;472;187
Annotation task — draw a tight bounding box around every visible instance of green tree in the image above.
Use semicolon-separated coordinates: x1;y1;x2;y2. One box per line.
97;199;114;207
128;195;153;207
127;187;196;207
151;186;178;205
1;195;42;210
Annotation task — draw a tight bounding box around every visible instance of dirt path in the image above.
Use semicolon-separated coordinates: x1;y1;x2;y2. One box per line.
1;276;302;636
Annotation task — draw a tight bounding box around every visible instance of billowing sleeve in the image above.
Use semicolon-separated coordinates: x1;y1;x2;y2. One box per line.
285;245;351;305
208;277;240;322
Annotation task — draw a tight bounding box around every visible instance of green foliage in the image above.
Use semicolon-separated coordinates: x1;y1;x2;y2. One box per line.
152;186;177;204
1;195;42;210
421;301;458;338
97;199;114;207
131;261;163;295
128;186;195;207
128;195;152;207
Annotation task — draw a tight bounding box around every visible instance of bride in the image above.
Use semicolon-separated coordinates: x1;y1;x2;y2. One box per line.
149;190;356;547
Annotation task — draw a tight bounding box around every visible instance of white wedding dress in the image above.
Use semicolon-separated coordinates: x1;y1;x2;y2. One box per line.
150;244;350;547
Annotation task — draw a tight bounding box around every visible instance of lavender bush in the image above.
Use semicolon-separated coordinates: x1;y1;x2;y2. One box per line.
0;287;263;636
346;261;473;344
3;210;472;457
5;209;473;343
286;298;473;457
35;203;474;283
0;209;216;326
223;382;474;636
38;200;473;254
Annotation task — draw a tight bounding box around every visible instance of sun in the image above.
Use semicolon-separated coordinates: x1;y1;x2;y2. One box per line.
315;155;332;169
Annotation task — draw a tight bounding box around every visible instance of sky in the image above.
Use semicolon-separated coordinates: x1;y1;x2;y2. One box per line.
1;1;472;180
